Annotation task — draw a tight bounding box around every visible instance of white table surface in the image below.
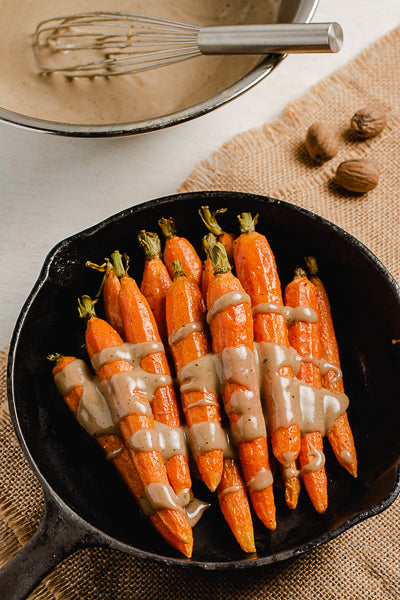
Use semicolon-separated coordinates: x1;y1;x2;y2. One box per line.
1;0;398;348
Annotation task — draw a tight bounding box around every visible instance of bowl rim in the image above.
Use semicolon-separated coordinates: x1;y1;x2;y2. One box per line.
7;190;400;569
0;0;319;137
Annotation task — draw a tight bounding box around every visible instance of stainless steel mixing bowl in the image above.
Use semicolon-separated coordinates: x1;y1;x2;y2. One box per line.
0;0;318;137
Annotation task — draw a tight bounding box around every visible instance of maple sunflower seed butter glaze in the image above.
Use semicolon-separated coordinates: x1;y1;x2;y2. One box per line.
54;359;118;437
252;301;318;326
0;0;280;125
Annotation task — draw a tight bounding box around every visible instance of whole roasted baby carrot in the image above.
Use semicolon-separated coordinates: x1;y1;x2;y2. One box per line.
165;260;224;492
86;259;125;337
50;355;191;556
138;230;172;342
110;252;192;506
233;212;301;510
78;295;193;556
206;241;276;530
284;268;328;514
217;458;256;553
201;233;217;298
158;217;203;287
306;256;357;477
199;206;235;263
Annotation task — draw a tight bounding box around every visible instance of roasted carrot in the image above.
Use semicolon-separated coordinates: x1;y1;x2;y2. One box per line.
201;233;217;298
217;458;256;553
78;295;193;556
86;258;125;337
199;206;235;263
158;217;203;287
284;268;328;514
306;256;357;477
165;259;224;492
138;230;172;342
110;252;192;506
233;212;301;510
50;354;191;556
206;241;276;530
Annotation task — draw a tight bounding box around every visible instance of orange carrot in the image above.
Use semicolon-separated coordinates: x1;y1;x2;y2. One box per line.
78;296;193;556
165;260;224;492
51;354;191;557
284;268;328;514
199;206;235;263
201;233;217;298
86;258;125;337
306;256;357;477
158;217;203;287
217;458;256;553
110;252;192;505
206;241;276;530
233;212;301;510
138;230;172;342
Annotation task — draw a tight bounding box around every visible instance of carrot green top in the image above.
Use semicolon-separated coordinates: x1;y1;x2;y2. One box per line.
199;206;227;236
207;240;232;276
138;230;162;259
237;212;259;234
158;217;177;239
77;295;97;320
110;250;128;278
172;260;186;279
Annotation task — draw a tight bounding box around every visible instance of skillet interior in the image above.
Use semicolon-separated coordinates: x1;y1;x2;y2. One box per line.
9;191;400;566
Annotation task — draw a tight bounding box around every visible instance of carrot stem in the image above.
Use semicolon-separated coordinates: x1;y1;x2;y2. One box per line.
138;230;162;259
199;206;227;236
237;212;259;234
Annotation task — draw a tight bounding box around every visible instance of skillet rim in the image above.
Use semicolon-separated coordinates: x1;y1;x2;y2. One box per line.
7;190;400;569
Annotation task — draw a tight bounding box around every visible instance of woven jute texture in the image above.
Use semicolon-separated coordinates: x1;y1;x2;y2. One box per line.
2;26;400;600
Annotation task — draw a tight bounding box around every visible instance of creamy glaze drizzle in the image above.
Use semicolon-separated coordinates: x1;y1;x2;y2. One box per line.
218;485;243;498
140;482;183;515
187;421;227;458
168;321;204;347
54;359;117;436
185;498;211;527
282;445;326;480
252;301;318;326
206;291;251;324
106;447;124;461
91;341;165;370
127;422;188;462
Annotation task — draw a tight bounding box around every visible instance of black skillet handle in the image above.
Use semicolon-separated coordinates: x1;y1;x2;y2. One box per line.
0;492;99;600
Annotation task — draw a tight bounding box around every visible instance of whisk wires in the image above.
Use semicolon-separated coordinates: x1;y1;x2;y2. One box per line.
33;12;202;77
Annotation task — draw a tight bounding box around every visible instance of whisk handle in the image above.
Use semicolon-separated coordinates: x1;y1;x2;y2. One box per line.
198;23;343;54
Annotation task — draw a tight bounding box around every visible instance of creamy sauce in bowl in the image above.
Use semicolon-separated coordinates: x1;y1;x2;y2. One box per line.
0;0;279;125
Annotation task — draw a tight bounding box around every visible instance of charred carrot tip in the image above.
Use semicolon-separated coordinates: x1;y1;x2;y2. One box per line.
77;295;97;320
285;478;301;510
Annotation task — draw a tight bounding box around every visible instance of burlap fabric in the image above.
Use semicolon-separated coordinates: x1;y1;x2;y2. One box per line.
1;25;400;600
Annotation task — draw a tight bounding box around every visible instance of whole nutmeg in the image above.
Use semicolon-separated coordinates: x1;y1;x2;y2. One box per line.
305;122;339;162
335;159;380;193
350;107;387;138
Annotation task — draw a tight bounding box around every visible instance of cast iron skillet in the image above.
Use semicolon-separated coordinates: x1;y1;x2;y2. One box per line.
2;191;400;599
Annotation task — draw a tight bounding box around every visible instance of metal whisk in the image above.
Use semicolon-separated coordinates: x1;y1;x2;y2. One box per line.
32;12;343;78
